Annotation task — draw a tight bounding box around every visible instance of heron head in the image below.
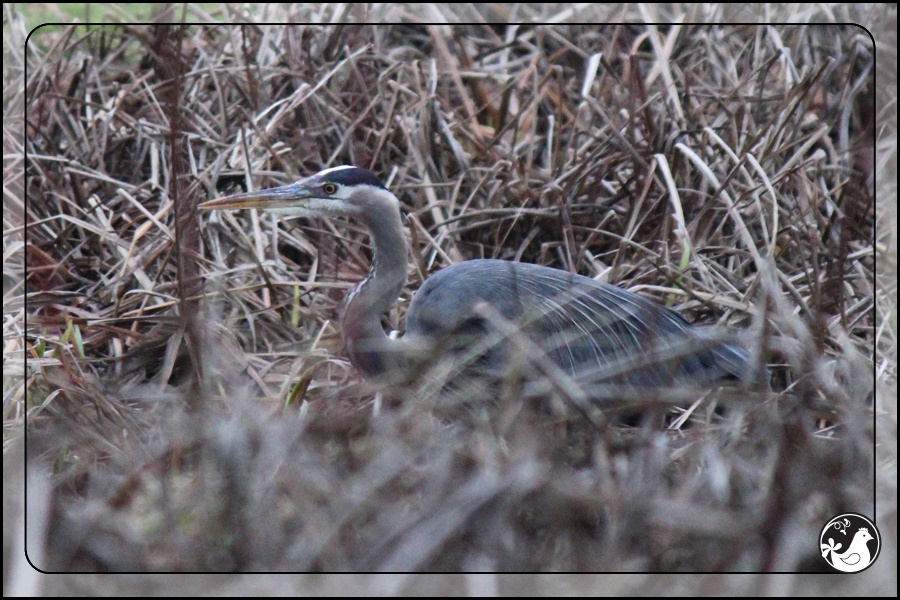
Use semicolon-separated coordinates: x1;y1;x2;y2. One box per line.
199;165;396;219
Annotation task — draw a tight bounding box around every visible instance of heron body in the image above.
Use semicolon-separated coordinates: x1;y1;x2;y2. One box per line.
200;166;749;393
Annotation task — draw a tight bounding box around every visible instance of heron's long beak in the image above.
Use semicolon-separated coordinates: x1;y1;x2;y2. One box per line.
199;183;311;211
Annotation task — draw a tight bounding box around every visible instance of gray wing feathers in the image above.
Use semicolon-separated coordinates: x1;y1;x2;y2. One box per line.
405;259;748;387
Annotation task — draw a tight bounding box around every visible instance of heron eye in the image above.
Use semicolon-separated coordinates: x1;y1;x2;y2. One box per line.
322;183;338;195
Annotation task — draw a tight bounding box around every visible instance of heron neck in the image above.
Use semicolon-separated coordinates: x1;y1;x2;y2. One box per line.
340;200;408;379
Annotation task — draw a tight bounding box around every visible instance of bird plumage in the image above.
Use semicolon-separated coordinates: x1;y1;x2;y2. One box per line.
200;166;751;395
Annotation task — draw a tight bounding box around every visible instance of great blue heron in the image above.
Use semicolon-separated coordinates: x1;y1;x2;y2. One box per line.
200;166;750;395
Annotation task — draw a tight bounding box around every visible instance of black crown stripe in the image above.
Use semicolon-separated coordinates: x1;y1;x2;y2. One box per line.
321;167;385;189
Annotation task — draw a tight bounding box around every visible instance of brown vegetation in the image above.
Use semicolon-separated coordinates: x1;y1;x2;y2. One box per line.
5;4;893;589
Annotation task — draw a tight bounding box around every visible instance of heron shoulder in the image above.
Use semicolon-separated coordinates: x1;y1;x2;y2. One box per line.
405;258;695;339
406;259;602;333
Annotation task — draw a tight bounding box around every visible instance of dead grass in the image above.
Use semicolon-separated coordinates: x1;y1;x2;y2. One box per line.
4;2;894;590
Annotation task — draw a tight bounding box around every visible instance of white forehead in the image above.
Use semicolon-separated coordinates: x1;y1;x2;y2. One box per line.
316;165;356;177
